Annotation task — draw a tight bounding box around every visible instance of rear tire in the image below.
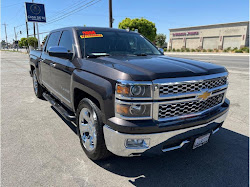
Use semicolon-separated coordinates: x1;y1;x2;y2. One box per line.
32;69;43;99
76;98;110;160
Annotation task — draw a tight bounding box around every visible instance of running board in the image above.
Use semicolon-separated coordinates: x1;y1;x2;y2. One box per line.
43;93;76;121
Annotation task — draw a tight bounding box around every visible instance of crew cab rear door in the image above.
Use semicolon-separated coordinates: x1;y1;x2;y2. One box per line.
50;30;75;107
40;31;61;93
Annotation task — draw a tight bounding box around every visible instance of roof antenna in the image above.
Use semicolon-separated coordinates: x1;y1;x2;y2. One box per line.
83;32;86;59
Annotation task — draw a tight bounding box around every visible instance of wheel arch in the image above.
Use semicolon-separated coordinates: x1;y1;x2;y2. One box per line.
74;88;101;111
30;65;35;73
72;70;114;123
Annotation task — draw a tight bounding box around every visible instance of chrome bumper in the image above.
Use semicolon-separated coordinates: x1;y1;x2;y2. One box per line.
103;111;228;157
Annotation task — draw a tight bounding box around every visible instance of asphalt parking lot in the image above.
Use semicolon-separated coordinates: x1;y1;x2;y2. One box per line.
1;51;249;187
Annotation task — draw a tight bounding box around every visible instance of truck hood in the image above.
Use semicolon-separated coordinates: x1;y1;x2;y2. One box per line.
86;55;227;81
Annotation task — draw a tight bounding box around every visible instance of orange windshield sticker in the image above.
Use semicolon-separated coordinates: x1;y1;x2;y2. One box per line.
80;31;103;38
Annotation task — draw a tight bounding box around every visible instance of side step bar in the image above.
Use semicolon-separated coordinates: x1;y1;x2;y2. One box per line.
43;93;76;121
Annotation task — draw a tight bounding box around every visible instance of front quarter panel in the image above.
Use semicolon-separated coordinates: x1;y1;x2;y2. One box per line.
29;51;43;83
72;70;115;122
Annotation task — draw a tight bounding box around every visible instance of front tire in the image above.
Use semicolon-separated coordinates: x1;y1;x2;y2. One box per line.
32;69;43;99
76;98;110;160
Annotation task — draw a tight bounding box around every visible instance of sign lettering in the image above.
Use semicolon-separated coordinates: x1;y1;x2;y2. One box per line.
173;32;199;37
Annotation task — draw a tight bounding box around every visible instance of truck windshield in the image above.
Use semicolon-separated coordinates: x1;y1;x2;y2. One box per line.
77;30;162;57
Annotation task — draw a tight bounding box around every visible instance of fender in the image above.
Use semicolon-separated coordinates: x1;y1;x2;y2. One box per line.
72;69;115;122
29;53;43;84
29;53;40;68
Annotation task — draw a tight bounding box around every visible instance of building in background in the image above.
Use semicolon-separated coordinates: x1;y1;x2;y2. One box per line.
168;21;249;50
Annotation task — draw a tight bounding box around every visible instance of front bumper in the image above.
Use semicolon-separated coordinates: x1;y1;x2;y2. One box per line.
103;108;229;157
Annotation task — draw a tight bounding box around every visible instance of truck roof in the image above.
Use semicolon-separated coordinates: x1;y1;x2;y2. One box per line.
51;26;130;33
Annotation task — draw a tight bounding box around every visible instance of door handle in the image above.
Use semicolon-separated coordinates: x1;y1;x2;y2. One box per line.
50;63;56;68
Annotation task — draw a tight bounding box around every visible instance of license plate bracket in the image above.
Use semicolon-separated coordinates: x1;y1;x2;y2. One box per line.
193;133;210;149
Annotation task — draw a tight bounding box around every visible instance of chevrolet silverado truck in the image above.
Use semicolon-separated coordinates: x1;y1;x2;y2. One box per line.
29;27;230;160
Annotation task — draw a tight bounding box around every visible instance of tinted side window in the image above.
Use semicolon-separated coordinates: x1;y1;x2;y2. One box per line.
45;31;61;52
59;31;73;52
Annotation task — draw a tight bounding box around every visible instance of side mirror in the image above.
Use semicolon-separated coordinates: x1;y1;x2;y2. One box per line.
48;46;73;60
158;48;164;54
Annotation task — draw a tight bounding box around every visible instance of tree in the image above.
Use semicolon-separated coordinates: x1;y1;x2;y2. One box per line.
43;35;48;44
1;40;6;48
27;37;38;48
155;34;166;48
18;38;28;48
118;18;157;42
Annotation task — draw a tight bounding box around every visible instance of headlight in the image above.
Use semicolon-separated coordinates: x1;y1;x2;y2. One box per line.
131;85;144;96
116;81;152;99
115;102;152;119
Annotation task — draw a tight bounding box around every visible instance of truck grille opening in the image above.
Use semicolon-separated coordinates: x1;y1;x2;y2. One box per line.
159;76;227;95
158;93;224;119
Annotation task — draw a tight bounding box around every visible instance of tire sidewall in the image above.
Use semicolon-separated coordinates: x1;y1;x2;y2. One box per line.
32;69;38;96
76;98;107;160
32;69;43;98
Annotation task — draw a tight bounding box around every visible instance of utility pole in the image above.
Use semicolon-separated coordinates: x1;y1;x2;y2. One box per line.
2;23;8;49
26;21;29;38
32;0;36;37
14;27;19;51
14;27;17;41
36;22;41;50
109;0;113;28
24;2;29;38
33;23;36;37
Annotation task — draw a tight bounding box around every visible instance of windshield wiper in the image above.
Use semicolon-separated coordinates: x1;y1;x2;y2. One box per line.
87;53;110;58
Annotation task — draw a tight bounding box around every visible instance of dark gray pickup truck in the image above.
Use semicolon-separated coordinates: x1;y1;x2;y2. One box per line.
29;27;230;160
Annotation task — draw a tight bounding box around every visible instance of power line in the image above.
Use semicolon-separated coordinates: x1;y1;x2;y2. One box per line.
42;0;101;25
16;0;99;30
46;0;89;18
6;5;24;25
2;2;23;8
7;0;101;41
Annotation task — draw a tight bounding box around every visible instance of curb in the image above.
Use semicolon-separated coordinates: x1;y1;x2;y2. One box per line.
164;52;249;56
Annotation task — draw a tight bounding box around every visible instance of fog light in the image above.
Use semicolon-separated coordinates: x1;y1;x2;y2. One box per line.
125;139;150;148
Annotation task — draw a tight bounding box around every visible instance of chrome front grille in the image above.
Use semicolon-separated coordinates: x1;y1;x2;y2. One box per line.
159;76;227;95
115;72;228;122
158;93;225;119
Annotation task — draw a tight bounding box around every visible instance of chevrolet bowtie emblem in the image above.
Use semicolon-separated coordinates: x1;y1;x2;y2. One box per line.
198;91;211;100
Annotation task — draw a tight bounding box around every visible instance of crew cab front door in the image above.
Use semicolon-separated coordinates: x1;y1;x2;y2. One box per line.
50;30;75;107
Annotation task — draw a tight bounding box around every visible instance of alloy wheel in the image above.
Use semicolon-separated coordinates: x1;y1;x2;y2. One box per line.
33;72;38;95
79;107;97;151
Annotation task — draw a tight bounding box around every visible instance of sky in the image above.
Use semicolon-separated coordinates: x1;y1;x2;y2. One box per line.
1;0;249;43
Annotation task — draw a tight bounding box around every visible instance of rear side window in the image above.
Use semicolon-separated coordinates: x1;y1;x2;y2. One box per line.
45;31;61;52
59;31;73;52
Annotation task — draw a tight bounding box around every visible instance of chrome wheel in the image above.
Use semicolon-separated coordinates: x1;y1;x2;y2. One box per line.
79;108;97;151
33;72;38;95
